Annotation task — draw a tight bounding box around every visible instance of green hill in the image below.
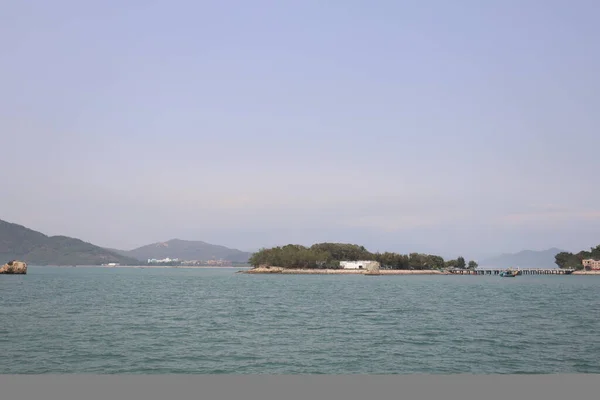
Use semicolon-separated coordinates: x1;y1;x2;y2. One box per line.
0;219;140;266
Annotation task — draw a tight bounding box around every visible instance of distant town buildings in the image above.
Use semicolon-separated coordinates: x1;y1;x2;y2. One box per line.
582;259;600;270
146;257;233;266
147;258;179;264
180;259;233;267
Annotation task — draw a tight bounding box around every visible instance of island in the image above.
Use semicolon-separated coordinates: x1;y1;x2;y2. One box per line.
555;245;600;274
242;243;600;276
243;243;474;275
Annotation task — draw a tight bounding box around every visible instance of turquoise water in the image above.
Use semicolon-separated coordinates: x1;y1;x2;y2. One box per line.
1;266;599;374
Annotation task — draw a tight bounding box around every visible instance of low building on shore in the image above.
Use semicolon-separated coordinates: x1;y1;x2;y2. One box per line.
340;260;379;270
582;259;600;270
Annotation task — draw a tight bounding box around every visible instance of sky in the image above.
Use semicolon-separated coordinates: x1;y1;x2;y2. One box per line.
1;0;599;260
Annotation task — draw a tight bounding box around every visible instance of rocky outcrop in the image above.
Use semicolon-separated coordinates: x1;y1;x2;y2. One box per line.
246;265;284;273
0;260;27;274
364;261;381;275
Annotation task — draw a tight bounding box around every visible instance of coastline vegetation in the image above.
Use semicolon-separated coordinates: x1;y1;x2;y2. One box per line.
248;243;476;270
555;245;600;270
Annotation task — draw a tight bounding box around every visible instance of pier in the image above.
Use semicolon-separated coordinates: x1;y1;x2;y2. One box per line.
450;268;575;275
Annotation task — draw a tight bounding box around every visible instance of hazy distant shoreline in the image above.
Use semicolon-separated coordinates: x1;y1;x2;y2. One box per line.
243;267;445;275
243;267;600;275
31;265;251;269
24;265;600;275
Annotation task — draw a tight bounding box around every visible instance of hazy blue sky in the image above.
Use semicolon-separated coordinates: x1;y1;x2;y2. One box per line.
1;0;599;260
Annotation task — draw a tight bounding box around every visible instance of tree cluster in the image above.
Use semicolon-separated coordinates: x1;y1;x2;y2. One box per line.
248;242;476;270
555;245;600;270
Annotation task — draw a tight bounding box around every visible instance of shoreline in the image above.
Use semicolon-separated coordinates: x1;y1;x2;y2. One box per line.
23;265;600;275
243;267;600;275
243;267;446;275
29;265;250;269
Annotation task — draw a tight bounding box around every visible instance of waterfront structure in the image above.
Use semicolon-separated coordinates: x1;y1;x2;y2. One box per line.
340;260;379;270
466;267;574;275
582;259;600;270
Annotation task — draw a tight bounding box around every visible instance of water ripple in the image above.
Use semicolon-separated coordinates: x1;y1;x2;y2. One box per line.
1;267;600;374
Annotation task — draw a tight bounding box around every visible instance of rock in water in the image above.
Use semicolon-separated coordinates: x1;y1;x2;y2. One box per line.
364;261;381;275
0;260;27;274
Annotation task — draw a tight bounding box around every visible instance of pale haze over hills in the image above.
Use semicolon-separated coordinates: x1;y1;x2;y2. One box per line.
1;218;252;264
2;1;599;260
112;239;252;263
478;248;566;269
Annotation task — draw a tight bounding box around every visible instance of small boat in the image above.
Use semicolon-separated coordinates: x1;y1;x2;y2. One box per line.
500;269;518;277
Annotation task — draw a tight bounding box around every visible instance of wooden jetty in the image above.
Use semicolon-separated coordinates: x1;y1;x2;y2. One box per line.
449;268;575;276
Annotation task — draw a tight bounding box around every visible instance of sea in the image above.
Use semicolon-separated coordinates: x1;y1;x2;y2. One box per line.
1;266;599;374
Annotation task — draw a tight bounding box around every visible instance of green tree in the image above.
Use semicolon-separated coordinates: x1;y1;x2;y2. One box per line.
309;243;373;261
456;256;466;269
468;260;478;270
426;255;446;269
408;253;426;269
555;251;584;270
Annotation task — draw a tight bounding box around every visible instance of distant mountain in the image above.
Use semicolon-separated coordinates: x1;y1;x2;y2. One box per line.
478;248;565;269
0;219;139;266
113;239;252;263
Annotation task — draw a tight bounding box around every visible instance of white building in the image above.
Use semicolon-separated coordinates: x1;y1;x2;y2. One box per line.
340;260;379;270
147;257;179;264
